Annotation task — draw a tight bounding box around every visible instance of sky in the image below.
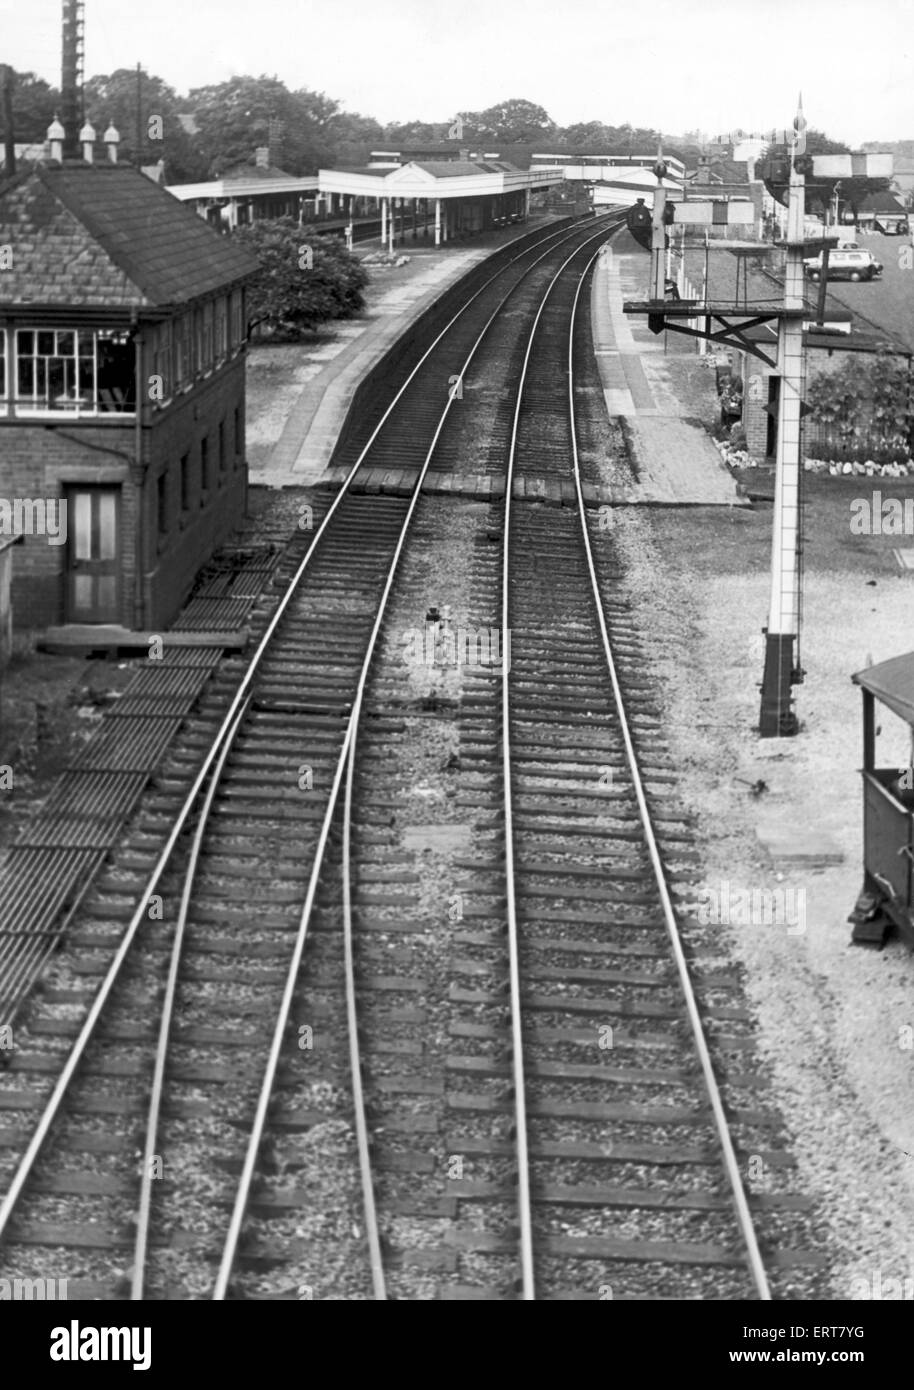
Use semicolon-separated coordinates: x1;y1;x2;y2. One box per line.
7;0;914;147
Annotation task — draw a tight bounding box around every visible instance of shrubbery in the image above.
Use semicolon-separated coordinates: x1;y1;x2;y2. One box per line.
234;219;369;339
805;352;914;466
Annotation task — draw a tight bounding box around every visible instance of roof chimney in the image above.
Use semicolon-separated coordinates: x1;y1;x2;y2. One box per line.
103;122;120;163
79;119;95;163
1;65;16;176
47;114;65;162
61;0;85;160
255;145;270;169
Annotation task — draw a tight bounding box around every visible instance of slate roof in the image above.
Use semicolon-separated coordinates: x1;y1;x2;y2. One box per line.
0;161;259;312
410;160;509;177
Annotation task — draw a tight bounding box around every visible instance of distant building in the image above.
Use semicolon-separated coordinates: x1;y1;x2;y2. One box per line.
0;122;258;631
851;190;909;232
892;157;914;207
318;158;559;246
167;146;320;229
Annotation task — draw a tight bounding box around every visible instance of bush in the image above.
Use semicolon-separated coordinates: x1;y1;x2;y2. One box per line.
233;219;369;339
806;352;914;464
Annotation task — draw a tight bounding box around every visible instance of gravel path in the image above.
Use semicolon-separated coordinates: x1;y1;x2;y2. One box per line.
607;496;914;1300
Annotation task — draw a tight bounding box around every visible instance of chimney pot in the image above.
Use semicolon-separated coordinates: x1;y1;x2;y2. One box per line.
47;113;65;162
255;145;270;168
79;120;96;163
103;122;120;163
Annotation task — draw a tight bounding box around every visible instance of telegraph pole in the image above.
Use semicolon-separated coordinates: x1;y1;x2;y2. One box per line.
758;102;808;736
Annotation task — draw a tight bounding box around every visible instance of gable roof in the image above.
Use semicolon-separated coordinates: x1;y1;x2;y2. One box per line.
0;161;258;313
853;651;914;724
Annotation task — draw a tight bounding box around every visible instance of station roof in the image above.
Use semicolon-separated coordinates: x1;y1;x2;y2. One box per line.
853;652;914;724
318;159;563;200
168;165;319;201
0;161;258;312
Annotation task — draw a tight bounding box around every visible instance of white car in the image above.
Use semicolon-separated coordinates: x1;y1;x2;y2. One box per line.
804;247;883;282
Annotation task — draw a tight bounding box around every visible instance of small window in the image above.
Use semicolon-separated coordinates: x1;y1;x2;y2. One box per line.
214;299;227;362
157;471;168;537
200;435;209;498
218;419;226;476
180;452;190;513
234;406;242;465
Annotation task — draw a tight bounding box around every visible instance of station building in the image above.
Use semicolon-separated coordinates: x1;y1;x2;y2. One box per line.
317;158;562;247
0;124;258;633
166;146;320;230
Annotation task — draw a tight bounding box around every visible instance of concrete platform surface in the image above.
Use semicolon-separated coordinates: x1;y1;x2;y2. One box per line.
251;219;565;490
591;247;747;507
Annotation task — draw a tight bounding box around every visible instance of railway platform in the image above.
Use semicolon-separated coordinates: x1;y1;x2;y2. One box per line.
591;241;746;506
252;218;565;490
253;218;747;507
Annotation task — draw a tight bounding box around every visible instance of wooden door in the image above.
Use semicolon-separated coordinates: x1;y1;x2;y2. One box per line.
66;486;121;624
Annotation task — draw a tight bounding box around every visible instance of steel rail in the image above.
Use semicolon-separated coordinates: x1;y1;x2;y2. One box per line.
335;217;624;1300
566;248;773;1301
500;224;625;1301
218;216;626;1301
131;697;251;1301
0;218;591;1252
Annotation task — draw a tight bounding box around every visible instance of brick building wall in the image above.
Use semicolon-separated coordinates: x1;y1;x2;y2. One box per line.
140;358;248;628
0;420;135;629
0;539;19;663
740;355;775;460
0;355;248;630
738;345;909;462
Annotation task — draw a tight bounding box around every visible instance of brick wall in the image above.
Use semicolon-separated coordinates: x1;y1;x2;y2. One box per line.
0;354;248;630
0;419;134;628
0;542;16;663
734;353;776;461
141;358;248;627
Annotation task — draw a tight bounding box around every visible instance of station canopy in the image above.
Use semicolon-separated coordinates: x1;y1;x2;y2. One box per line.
318;160;562;201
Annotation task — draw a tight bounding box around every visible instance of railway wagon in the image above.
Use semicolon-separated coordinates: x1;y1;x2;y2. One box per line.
849;650;914;947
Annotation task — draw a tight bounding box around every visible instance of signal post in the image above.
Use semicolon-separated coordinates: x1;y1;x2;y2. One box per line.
760;151;807;735
622;113;891;736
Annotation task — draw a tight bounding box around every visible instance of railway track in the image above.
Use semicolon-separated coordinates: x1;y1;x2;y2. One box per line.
0;213;639;1298
340;237;827;1298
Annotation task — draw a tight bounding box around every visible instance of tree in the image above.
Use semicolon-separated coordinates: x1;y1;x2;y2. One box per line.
461;99;556;143
382;120;448;146
234;219;368;338
559;121;614;149
327;109;385;166
189;76;338;177
4;69;60;143
83;68;208;182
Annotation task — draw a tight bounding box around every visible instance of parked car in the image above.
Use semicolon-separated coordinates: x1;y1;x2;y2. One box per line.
804;247;883;282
